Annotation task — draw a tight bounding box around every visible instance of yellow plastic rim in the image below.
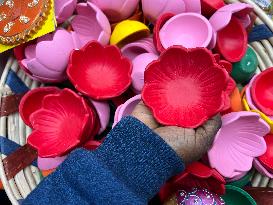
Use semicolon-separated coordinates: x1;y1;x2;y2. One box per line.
110;20;150;46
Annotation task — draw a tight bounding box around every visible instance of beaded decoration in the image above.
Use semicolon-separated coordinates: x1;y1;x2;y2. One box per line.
176;188;225;205
0;0;50;45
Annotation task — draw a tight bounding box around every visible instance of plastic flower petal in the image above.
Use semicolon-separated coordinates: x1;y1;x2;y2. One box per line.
71;2;111;46
55;0;77;24
27;89;97;157
142;46;228;128
142;0;186;23
89;0;140;22
67;41;132;100
209;2;253;32
20;29;80;82
19;87;60;128
159;162;226;202
208;112;270;178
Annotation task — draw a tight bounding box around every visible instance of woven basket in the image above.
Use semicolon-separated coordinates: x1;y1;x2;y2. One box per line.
1;0;273;204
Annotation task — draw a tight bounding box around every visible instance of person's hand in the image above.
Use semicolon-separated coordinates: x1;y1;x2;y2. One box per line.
131;101;221;164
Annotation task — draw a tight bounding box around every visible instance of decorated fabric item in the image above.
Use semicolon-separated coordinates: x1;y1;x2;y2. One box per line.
159;162;225;202
176;188;225;205
0;0;50;45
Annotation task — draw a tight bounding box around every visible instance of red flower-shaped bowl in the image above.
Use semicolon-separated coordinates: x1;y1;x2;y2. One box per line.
251;67;273;116
27;89;98;157
258;134;273;172
159;162;226;202
142;46;228;128
67;41;132;100
19;87;60;128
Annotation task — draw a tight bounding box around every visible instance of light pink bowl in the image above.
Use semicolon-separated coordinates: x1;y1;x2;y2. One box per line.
183;0;201;13
113;94;141;127
132;53;158;94
159;13;213;49
88;0;140;22
71;2;111;47
209;2;253;32
89;100;110;134
121;37;158;61
38;155;67;171
55;0;77;24
141;0;186;23
208;111;269;178
21;29;80;82
253;159;273;178
226;171;248;182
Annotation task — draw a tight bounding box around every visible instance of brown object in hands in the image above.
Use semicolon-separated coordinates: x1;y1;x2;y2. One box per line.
244;187;273;205
0;0;50;45
0;93;25;116
3;144;37;180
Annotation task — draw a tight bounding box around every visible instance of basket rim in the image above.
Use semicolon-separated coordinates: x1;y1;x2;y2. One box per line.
1;0;273;204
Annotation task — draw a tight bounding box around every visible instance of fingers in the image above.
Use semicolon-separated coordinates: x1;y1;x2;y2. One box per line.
201;115;222;138
154;115;222;164
154;126;197;164
131;101;159;130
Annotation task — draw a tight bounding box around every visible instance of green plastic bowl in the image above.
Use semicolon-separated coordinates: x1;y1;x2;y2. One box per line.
223;185;257;205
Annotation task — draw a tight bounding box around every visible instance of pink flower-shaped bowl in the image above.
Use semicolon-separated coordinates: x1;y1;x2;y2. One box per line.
89;100;110;134
38;155;67;171
141;0;186;23
27;89;99;157
19;29;80;82
71;2;111;47
156;13;213;50
131;53;158;94
142;46;228;128
209;3;253;32
88;0;140;22
55;0;77;24
209;3;253;62
253;159;273;178
208;111;270;178
121;37;158;61
113;94;141;127
67;41;132;100
183;0;202;13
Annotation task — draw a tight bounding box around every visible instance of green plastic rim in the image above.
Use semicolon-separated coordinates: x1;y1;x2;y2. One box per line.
227;170;254;188
223;185;257;205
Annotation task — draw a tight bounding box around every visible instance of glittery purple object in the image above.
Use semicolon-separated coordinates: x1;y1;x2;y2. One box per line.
176;188;225;205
